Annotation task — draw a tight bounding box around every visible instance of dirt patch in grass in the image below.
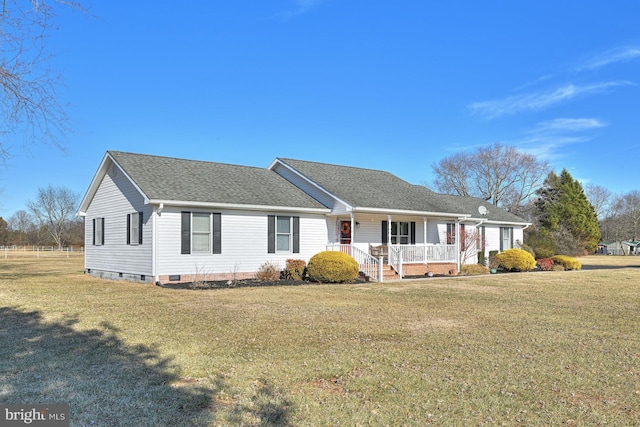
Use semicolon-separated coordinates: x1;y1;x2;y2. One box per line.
408;318;467;333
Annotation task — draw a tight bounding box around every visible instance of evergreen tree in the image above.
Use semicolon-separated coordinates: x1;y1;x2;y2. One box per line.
534;169;601;255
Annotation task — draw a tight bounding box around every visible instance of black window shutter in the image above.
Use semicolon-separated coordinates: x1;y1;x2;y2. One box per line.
101;218;105;245
212;213;221;254
267;215;276;253
92;218;96;245
382;221;388;244
499;227;504;251
293;216;300;253
139;212;143;244
410;222;416;244
126;214;131;245
181;212;191;254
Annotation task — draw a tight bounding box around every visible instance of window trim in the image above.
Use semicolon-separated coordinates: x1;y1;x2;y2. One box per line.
276;216;292;252
382;221;416;245
93;217;105;246
181;211;222;255
268;215;300;254
391;221;410;244
127;212;143;245
500;227;513;251
446;223;456;245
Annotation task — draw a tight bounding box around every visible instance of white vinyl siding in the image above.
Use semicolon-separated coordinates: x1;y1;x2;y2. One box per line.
84;162;153;275
156;208;328;277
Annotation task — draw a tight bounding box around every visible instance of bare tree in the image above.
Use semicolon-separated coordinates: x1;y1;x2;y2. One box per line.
26;184;80;249
585;183;612;220
7;209;36;244
0;0;86;161
612;191;640;241
431;143;549;213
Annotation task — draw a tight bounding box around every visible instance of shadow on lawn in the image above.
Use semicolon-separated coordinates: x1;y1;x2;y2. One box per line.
0;307;293;426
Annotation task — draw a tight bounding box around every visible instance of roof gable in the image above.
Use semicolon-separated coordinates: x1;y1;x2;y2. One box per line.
80;151;329;213
273;158;528;223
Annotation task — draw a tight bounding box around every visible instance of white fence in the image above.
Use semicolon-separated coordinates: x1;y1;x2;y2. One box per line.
1;246;84;259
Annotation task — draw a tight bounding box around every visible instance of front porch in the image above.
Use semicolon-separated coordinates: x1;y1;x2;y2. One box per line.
326;243;458;282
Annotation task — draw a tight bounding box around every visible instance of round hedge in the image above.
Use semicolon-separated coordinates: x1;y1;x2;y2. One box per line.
550;255;582;270
307;251;359;283
495;248;536;272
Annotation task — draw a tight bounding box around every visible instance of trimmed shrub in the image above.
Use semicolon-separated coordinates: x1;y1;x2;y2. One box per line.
478;251;486;266
461;264;489;275
495;248;536;272
255;261;280;282
307;251;359;283
536;258;554;271
284;259;306;280
551;255;582;270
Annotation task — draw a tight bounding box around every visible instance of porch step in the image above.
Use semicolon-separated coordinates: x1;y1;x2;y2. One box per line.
382;264;399;281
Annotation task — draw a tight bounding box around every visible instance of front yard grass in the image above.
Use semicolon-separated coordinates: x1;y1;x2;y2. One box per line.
1;255;639;425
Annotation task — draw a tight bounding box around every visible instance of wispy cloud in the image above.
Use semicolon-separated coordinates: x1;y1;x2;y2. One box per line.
468;81;632;119
274;0;325;20
533;118;607;133
578;46;640;72
512;118;608;162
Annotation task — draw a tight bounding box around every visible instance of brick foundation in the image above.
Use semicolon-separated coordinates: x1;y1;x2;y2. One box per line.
403;263;458;277
158;271;256;285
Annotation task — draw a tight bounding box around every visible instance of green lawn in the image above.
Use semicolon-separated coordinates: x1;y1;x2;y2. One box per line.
1;255;640;426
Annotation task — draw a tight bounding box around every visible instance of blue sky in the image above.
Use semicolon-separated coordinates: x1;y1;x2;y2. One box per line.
2;1;639;218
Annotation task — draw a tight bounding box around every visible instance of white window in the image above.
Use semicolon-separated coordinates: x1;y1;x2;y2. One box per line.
391;221;409;244
277;216;291;251
93;217;104;246
446;223;456;245
501;227;512;250
128;212;142;245
192;213;211;252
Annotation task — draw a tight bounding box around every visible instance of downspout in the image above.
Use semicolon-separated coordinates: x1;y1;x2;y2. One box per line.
473;219;486;266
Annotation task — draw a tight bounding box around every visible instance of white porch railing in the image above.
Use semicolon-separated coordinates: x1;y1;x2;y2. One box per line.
325;243;457;282
326;243;383;282
391;244;457;263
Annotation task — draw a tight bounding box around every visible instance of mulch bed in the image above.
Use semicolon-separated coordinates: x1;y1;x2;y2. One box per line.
157;275;373;290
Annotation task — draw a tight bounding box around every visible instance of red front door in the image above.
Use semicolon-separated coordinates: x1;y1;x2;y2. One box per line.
340;221;352;244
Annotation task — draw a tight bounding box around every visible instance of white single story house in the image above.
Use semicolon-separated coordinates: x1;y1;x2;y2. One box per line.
78;151;530;283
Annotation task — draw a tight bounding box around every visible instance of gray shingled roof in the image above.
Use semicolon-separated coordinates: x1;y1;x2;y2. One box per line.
277;158;529;223
108;151;328;210
277;158;446;213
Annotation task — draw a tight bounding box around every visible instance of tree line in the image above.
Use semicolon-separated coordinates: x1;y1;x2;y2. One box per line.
1;185;83;248
430;143;638;257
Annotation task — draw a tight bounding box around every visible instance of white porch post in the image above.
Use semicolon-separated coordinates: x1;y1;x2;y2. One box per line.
423;217;428;263
387;215;392;246
350;213;355;251
456;220;461;273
